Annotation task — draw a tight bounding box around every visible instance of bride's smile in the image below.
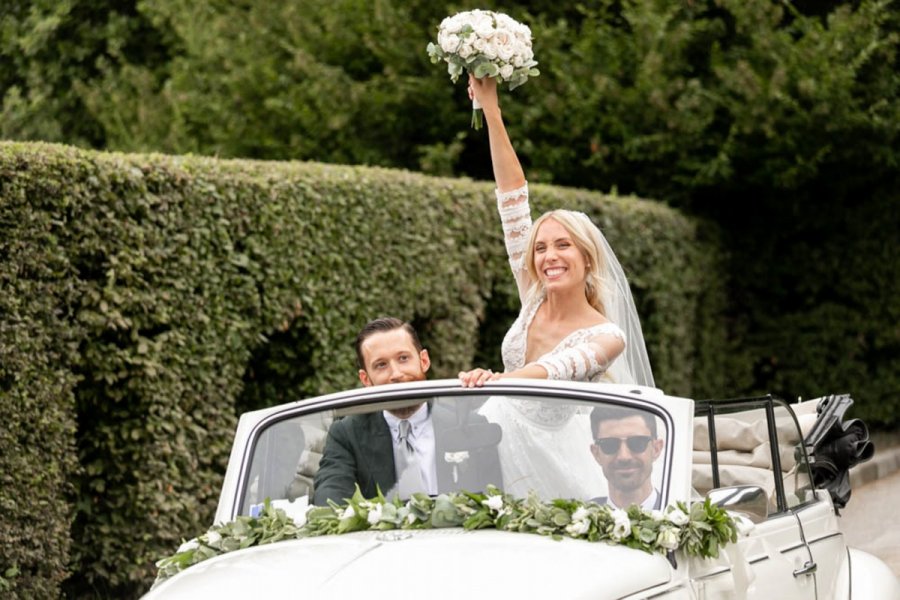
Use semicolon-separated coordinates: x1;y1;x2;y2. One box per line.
533;218;587;289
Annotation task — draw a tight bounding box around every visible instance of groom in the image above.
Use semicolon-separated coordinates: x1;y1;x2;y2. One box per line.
312;317;502;505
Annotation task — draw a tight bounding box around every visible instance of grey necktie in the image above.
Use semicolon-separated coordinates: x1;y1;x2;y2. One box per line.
398;419;415;455
395;419;424;497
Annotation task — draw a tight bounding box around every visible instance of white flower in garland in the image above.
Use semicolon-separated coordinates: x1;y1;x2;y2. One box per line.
204;530;222;547
482;493;505;516
566;518;591;537
340;506;355;520
611;509;631;541
565;505;592;537
176;538;199;553
657;527;680;550
665;507;689;526
366;503;383;526
572;506;590;522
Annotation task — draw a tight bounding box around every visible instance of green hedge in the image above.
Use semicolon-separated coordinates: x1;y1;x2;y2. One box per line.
0;149;83;597
0;141;729;597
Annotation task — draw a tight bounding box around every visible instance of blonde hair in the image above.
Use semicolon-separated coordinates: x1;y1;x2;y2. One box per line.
524;210;609;314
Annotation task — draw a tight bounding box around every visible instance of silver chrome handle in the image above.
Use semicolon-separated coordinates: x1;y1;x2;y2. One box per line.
793;561;817;577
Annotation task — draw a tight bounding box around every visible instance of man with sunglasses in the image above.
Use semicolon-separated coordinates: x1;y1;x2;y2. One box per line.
589;405;664;509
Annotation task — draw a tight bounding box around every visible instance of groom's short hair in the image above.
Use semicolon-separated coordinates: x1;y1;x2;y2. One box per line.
590;405;657;438
354;317;423;369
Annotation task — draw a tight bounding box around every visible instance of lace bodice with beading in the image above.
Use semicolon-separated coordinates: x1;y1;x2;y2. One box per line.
496;183;627;384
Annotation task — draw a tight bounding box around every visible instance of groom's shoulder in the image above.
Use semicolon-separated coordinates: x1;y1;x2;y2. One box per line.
330;411;382;435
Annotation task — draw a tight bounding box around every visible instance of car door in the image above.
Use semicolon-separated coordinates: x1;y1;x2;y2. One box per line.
691;397;817;599
770;400;847;599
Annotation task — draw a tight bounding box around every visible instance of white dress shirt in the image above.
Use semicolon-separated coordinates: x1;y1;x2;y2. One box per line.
607;487;660;511
382;404;438;495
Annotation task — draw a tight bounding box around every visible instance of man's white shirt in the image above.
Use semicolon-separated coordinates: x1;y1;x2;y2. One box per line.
383;404;437;495
606;487;659;511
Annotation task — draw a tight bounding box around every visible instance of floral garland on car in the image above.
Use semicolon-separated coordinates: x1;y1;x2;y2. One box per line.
154;486;751;584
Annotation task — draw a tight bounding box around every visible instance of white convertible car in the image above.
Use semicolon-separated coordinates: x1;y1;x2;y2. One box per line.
145;379;899;599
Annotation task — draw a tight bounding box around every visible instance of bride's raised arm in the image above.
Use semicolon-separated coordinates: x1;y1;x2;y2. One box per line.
469;75;532;302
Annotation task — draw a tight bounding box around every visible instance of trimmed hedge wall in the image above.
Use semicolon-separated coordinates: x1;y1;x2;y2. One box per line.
0;141;730;597
0;149;83;597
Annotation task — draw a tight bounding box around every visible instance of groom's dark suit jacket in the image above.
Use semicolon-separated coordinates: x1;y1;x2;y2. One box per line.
313;403;503;505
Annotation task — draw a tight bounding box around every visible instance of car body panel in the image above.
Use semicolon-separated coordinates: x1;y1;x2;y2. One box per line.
847;548;900;600
147;529;674;600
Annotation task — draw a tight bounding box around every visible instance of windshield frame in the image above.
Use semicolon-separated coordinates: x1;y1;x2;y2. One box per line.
222;380;682;522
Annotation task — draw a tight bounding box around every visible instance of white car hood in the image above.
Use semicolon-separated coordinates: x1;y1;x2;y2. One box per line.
145;529;674;599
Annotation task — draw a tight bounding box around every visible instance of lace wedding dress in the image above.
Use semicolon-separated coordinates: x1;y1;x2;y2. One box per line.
479;182;652;500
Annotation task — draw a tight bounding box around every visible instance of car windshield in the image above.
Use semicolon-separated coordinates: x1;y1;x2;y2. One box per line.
239;392;671;516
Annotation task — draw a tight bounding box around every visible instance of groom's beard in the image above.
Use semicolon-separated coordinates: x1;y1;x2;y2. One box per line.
606;458;651;492
388;402;425;420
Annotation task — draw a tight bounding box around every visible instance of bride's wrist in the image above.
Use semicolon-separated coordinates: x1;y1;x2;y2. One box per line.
481;106;503;125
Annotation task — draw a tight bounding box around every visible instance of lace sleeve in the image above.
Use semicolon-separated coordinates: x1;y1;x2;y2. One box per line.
496;182;532;301
535;324;627;382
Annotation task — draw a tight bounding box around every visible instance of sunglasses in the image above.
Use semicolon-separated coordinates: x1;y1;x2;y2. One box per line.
594;435;654;455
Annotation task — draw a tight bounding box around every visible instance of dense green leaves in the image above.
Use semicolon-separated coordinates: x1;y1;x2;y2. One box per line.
3;3;895;415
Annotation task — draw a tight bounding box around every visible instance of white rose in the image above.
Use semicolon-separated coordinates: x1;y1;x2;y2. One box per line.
483;494;504;512
177;538;199;553
458;43;474;59
471;12;494;35
572;507;590;522
204;530;222;546
657;527;680;550
366;503;383;525
611;509;631;541
666;508;689;526
341;506;356;520
512;54;524;68
650;509;664;522
494;14;516;30
566;519;591;536
439;33;460;54
443;14;465;33
497;45;514;63
499;64;514;80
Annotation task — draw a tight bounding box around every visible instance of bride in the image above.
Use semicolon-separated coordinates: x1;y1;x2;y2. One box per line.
458;75;655;500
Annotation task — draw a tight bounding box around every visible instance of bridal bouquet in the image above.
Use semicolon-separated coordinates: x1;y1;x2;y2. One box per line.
426;9;539;129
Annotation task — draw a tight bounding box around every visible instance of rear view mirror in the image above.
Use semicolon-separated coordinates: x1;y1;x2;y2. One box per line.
706;485;769;524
